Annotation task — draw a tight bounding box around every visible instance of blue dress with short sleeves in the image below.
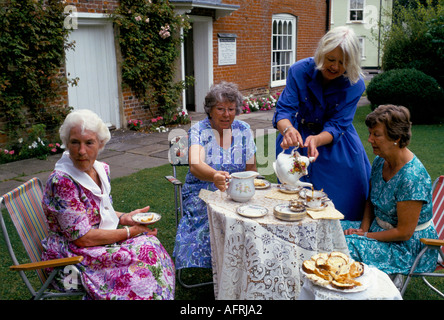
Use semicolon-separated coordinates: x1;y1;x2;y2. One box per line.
344;155;439;275
173;117;256;269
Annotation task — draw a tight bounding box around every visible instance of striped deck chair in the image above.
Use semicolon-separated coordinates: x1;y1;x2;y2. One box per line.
400;175;444;298
0;177;84;300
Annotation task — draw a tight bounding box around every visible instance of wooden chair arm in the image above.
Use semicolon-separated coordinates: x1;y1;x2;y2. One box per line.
10;256;83;272
165;175;183;186
420;238;444;247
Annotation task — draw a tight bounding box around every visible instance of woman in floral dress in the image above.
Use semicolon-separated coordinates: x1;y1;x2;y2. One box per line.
343;105;438;275
173;82;257;269
41;109;175;300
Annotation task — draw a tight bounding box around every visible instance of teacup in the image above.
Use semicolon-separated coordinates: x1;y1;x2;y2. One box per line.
304;190;327;209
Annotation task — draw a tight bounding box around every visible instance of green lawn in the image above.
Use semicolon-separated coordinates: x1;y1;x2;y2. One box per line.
1;105;443;300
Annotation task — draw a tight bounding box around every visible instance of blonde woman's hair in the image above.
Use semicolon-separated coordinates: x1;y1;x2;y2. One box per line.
59;109;111;151
314;26;363;84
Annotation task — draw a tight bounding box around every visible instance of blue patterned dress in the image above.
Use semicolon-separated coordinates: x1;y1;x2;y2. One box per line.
344;155;438;275
173;118;256;269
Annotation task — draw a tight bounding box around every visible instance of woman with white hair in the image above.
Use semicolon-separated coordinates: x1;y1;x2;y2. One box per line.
41;109;175;300
273;26;371;221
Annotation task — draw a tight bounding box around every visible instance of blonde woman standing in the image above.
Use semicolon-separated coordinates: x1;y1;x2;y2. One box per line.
273;26;371;221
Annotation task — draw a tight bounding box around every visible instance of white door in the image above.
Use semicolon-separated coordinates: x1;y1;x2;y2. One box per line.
65;19;120;128
189;16;213;113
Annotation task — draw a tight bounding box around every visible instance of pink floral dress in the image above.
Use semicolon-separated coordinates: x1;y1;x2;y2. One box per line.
41;164;175;300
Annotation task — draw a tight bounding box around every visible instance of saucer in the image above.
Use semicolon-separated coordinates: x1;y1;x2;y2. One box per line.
236;204;268;218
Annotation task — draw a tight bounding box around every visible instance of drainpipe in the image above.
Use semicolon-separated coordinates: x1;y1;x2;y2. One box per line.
377;0;382;69
326;0;330;32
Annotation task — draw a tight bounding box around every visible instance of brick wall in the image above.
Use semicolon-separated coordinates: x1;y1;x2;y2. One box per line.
1;0;327;147
212;0;328;97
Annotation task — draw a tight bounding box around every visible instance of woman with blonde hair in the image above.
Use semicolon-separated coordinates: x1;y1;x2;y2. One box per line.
273;26;371;221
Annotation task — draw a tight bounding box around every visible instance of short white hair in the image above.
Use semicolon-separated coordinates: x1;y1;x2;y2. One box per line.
314;26;363;84
59;109;111;151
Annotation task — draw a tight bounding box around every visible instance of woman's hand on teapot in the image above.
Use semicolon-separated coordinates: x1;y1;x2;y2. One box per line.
303;135;320;161
303;132;333;161
281;126;304;150
213;171;230;192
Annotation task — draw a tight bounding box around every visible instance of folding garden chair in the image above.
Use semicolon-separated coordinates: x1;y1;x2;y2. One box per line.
399;175;444;298
165;135;213;289
0;177;85;300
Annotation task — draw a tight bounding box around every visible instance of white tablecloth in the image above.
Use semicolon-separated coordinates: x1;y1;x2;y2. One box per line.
299;265;403;300
204;187;350;300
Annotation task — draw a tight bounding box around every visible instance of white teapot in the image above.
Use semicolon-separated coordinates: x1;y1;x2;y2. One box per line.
273;147;315;188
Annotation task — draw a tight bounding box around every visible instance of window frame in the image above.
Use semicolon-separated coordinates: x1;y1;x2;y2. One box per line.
271;14;297;88
348;0;365;23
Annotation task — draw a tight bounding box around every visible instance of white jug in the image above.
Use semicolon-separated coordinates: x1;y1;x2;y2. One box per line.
226;171;260;202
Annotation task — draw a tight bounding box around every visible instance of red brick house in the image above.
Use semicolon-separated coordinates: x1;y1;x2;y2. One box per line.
62;0;329;128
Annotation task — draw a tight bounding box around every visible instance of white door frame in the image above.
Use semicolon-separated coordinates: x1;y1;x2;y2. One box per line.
183;15;213;113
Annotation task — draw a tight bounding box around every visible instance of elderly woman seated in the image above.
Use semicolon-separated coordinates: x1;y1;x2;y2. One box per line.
343;104;438;276
41;109;175;300
173;81;257;270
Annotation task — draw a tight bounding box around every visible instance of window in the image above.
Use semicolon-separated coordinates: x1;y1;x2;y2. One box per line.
271;14;297;87
349;0;364;22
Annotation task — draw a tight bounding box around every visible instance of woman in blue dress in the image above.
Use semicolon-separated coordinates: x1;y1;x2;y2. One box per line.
343;105;438;275
173;81;257;270
273;26;371;221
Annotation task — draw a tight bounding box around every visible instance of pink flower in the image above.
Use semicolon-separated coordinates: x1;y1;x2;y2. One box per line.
159;25;171;39
51;148;57;153
135;15;142;22
56;143;60;147
8;150;14;155
138;245;158;265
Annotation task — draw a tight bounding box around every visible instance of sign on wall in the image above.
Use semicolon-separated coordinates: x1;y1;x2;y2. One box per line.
218;33;237;66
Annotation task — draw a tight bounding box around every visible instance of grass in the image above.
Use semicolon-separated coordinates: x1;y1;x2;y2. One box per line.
0;105;443;300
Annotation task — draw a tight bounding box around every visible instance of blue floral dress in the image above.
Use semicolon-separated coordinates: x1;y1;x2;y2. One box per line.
344;155;438;275
173;117;256;269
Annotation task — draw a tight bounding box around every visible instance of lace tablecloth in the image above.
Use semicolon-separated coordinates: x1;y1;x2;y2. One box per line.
203;187;349;300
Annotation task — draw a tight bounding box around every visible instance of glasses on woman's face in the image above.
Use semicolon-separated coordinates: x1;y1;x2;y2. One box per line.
215;106;236;115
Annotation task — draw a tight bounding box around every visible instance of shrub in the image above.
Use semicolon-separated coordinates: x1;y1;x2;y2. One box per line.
0;0;72;143
0;124;63;164
381;0;443;87
366;68;444;124
113;0;192;124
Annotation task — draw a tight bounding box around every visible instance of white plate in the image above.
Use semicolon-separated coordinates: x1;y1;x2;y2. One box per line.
236;204;268;218
273;204;307;221
132;212;161;225
301;264;369;293
254;179;271;189
305;202;329;211
278;184;301;194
